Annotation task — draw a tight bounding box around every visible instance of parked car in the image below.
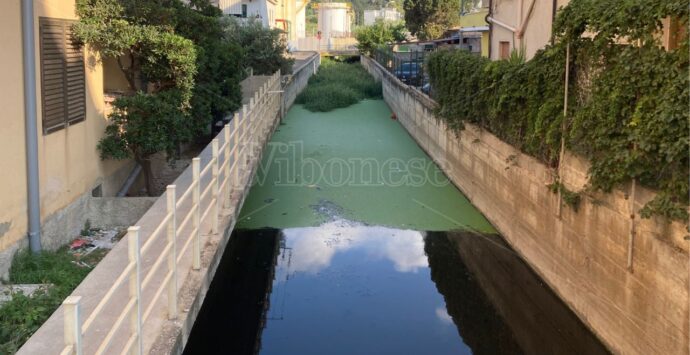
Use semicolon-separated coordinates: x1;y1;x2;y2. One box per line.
421;83;431;96
394;62;422;84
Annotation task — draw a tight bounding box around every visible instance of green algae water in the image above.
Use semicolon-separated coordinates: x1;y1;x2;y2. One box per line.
236;99;495;232
185;91;608;354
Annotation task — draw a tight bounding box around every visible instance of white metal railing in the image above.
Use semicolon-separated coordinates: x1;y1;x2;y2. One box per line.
59;71;282;355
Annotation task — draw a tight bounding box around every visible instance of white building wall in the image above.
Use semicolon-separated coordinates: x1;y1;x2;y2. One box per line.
218;0;242;15
217;0;274;28
296;6;306;38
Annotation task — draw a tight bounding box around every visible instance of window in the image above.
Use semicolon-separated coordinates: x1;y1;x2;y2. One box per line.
241;4;247;18
499;41;510;59
39;17;85;134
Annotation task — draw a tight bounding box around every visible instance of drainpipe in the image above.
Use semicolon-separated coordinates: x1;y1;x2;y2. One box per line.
21;0;42;253
486;0;493;58
551;0;557;45
486;16;518;33
517;0;523;48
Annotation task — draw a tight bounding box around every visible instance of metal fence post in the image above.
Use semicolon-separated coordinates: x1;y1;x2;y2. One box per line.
211;139;220;234
127;226;142;355
63;296;82;355
166;185;177;319
192;158;201;270
224;124;231;209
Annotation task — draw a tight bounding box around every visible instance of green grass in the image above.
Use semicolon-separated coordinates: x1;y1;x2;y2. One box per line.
296;58;382;112
0;248;106;353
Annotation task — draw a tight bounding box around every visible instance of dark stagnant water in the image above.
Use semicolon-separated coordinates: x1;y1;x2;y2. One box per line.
184;221;608;355
184;100;608;354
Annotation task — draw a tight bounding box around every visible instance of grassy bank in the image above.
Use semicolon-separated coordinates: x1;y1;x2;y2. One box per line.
0;248;107;353
296;58;381;112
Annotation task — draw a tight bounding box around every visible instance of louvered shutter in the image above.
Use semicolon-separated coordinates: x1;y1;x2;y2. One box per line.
39;18;85;134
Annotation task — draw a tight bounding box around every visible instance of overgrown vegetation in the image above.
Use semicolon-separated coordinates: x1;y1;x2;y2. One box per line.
427;0;688;221
75;0;291;196
0;249;106;353
296;58;382;112
355;20;407;56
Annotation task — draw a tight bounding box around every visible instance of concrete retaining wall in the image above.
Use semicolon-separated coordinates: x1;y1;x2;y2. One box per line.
0;161;153;278
284;52;320;109
361;55;689;355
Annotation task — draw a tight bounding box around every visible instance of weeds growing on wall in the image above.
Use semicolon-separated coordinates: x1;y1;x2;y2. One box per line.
427;0;689;221
0;249;106;353
296;58;382;112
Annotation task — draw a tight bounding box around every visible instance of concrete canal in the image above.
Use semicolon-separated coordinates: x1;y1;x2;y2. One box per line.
183;98;609;354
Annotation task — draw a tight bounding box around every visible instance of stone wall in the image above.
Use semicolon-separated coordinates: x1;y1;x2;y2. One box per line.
361;55;689;355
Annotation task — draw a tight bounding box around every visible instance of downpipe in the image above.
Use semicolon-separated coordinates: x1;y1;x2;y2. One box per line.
22;0;41;253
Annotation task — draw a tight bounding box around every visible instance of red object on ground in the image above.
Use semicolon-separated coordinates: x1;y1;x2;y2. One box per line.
70;239;88;249
391;113;397;120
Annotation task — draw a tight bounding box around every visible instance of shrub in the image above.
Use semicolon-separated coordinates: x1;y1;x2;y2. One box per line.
0;250;99;353
296;59;382;112
355;20;407;56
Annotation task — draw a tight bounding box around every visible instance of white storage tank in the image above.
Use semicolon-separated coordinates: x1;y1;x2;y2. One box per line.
317;3;351;39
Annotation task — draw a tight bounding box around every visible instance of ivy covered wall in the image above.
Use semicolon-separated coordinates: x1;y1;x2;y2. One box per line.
427;0;688;221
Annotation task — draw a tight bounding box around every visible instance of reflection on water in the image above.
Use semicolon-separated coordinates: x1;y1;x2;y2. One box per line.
184;223;608;355
281;219;428;274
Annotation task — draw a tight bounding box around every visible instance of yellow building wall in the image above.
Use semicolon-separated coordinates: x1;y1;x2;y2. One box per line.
0;1;131;254
459;10;490;57
481;32;489;57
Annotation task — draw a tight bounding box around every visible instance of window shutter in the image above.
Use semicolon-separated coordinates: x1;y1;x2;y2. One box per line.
39;18;85;134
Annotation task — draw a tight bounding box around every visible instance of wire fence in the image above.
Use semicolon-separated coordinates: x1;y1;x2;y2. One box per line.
372;48;432;89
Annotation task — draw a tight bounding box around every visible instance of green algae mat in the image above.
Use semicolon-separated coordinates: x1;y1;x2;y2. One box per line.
236;99;496;233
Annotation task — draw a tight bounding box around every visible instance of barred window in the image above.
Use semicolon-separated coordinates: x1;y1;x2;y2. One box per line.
39;17;85;134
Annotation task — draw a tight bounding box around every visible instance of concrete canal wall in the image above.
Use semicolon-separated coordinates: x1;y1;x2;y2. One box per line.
361;55;689;355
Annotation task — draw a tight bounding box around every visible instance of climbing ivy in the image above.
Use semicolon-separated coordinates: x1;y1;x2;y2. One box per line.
427;0;689;221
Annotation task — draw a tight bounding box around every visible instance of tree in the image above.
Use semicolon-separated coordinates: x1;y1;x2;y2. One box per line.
97;90;195;195
170;1;245;126
74;0;198;195
355;20;407;55
403;0;460;40
75;0;291;195
224;18;294;75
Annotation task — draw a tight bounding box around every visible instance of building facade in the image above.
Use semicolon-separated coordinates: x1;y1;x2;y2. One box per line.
487;0;567;60
487;0;684;60
217;0;309;43
0;0;133;273
458;0;490;57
